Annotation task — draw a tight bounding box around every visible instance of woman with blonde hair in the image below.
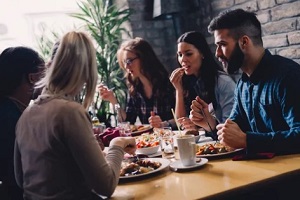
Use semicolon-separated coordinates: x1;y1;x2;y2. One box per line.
14;31;136;200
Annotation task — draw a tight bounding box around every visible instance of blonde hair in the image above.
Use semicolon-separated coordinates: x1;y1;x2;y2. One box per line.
36;31;97;109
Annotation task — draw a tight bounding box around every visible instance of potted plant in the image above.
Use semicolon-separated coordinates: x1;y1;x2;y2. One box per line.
71;0;132;127
36;0;132;127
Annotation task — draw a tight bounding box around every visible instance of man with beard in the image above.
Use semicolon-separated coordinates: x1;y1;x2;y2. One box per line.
190;9;300;155
0;46;45;199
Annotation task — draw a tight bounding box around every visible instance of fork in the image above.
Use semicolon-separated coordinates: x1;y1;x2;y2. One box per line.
200;108;218;143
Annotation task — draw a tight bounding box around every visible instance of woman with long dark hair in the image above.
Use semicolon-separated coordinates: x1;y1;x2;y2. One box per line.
170;31;237;134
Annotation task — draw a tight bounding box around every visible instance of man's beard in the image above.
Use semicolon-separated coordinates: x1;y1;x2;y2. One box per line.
227;43;244;74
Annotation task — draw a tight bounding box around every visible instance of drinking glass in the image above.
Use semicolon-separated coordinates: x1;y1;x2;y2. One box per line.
159;127;175;158
117;121;131;137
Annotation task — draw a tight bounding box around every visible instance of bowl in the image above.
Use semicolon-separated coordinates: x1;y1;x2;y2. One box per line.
136;145;160;155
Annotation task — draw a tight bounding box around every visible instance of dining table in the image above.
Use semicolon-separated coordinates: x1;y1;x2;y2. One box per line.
110;144;300;200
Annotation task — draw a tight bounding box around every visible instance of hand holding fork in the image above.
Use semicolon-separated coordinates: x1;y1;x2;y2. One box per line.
189;96;218;141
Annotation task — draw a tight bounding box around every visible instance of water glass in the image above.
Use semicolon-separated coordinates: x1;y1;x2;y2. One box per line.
117;121;131;137
160;127;175;158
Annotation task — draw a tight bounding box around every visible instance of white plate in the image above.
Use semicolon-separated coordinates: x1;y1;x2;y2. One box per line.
137;150;163;158
131;125;153;136
169;158;208;170
196;141;244;158
119;158;170;179
172;130;205;136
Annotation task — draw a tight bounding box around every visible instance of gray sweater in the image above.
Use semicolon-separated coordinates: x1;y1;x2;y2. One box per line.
14;95;124;200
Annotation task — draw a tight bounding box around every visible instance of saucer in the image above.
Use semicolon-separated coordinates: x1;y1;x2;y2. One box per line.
147;150;163;158
169;158;208;171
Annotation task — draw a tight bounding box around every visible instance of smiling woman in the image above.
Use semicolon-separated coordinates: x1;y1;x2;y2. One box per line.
169;31;238;137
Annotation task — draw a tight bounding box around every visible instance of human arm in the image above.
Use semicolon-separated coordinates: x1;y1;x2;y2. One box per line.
62;103;135;197
148;111;163;128
216;119;247;149
169;68;186;118
227;65;300;154
98;84;126;122
177;117;198;130
190;96;217;132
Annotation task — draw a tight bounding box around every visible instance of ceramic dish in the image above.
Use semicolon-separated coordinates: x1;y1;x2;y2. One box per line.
131;125;153;136
196;141;243;158
119;158;170;179
169;158;208;171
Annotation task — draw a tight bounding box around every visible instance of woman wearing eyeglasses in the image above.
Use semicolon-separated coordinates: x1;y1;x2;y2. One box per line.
99;37;175;127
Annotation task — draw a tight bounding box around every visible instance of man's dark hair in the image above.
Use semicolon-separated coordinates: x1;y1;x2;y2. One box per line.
208;9;263;46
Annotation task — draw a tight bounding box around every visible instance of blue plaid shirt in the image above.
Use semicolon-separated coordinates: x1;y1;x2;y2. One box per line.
125;82;175;124
230;50;300;154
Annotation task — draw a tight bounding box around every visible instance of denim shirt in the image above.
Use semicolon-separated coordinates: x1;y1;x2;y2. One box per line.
230;50;300;154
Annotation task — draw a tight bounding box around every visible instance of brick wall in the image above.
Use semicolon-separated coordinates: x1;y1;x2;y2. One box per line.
122;0;300;71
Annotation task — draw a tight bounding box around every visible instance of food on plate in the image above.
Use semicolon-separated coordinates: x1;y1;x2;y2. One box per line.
120;159;162;176
196;142;230;155
185;129;199;136
130;125;150;132
135;133;160;148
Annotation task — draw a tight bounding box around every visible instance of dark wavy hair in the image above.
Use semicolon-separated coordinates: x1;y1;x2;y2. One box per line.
0;46;44;97
177;31;223;107
117;37;171;97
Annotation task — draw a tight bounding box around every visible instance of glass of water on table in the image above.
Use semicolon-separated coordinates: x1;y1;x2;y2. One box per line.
117;121;132;137
159;127;175;158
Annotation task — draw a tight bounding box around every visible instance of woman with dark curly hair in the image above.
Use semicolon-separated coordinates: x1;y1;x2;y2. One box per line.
99;37;175;127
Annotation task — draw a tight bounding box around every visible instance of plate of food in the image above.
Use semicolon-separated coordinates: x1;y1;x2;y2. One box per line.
119;158;170;179
196;141;243;158
130;124;153;136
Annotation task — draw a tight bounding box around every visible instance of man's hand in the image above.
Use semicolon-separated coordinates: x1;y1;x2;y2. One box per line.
216;119;247;149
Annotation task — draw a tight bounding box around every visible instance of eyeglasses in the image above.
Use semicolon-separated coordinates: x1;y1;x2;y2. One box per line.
123;56;139;65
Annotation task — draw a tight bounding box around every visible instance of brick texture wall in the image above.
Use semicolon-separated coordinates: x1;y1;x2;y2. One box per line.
121;0;300;72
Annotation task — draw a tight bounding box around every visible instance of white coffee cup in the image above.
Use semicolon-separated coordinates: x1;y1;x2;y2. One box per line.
176;135;197;166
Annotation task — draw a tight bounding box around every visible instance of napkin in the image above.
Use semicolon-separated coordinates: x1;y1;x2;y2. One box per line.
232;152;275;161
99;128;121;146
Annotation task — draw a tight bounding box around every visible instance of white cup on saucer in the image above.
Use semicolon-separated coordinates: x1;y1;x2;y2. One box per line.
176;135;197;166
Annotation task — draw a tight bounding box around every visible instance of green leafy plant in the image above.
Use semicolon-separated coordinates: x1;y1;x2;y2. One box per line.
71;0;132;126
35;0;131;126
36;24;61;61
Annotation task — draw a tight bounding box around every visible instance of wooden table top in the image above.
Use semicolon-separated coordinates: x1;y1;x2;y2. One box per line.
111;152;300;200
